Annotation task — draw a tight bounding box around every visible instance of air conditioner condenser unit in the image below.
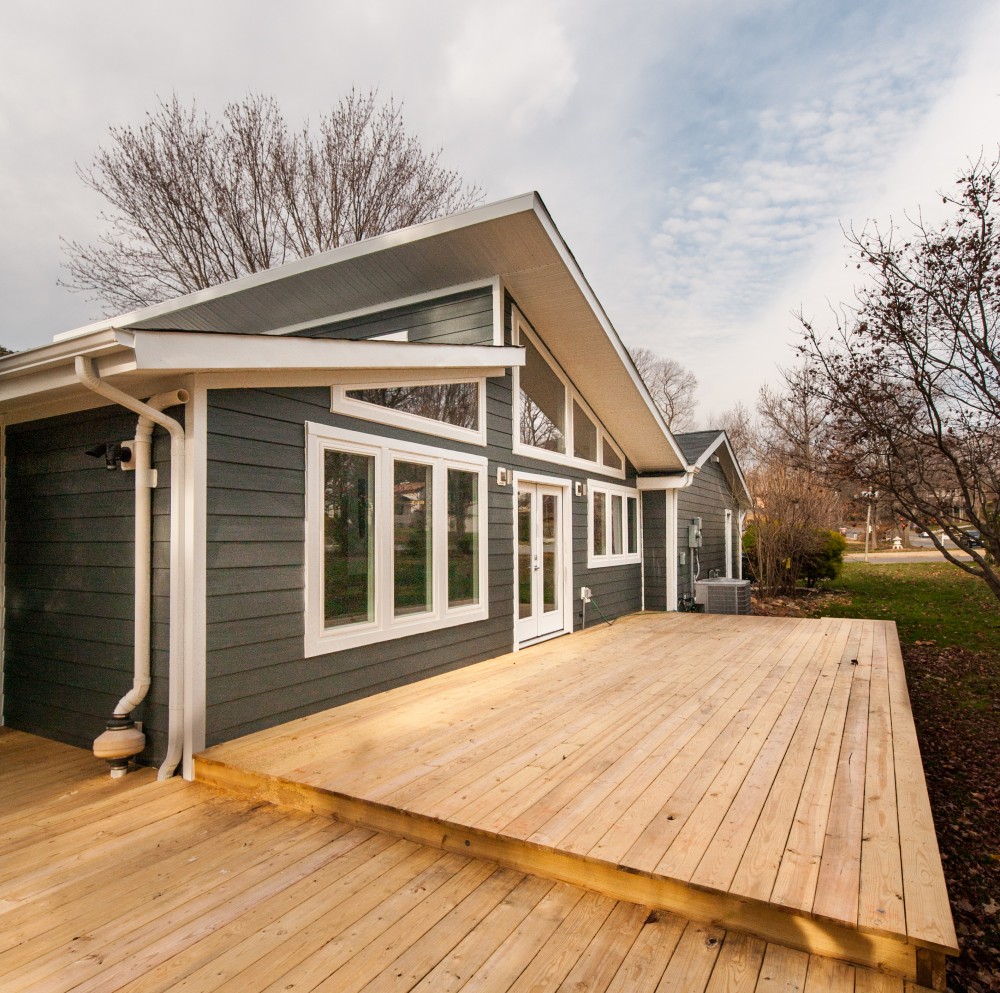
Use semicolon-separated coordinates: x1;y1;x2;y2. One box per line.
694;578;752;615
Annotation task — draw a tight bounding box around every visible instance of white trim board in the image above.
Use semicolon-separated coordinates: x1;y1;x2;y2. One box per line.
182;379;209;780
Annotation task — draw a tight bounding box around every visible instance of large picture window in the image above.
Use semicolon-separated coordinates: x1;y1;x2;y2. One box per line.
588;482;641;568
512;310;626;477
306;423;488;656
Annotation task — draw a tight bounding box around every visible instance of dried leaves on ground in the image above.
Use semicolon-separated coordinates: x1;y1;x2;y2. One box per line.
905;643;1000;993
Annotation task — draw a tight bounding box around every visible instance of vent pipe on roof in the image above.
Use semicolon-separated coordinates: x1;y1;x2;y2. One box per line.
75;356;188;780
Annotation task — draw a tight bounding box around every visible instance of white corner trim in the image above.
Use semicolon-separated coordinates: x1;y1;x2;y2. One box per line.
182;380;208;778
666;489;679;610
492;278;505;347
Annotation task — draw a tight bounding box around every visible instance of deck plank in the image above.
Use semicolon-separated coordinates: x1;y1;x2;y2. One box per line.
0;729;949;993
883;623;958;953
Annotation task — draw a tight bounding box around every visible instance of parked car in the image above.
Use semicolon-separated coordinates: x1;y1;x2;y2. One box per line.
962;529;984;547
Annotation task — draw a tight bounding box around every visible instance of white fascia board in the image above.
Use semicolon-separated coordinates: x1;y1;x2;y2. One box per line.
0;330;136;402
529;196;689;472
0;328;122;380
690;432;727;470
637;474;695;490
120;329;524;374
53;194;539;343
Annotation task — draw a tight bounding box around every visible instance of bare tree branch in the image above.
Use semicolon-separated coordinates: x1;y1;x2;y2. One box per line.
628;347;699;432
61;90;482;314
798;152;1000;601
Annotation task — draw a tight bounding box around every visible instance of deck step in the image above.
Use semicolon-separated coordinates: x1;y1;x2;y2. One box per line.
196;753;943;986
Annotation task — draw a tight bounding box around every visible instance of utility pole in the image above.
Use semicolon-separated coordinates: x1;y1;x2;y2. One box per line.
861;490;879;563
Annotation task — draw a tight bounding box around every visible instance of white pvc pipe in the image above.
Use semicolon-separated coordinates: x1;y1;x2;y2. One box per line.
75;357;188;780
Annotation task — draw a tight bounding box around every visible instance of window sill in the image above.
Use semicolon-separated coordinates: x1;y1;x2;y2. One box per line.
304;603;489;658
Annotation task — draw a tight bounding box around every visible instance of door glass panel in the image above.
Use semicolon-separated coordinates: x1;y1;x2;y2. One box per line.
611;494;623;555
542;493;559;613
323;450;375;628
518;491;533;619
393;461;433;616
447;469;479;607
627;496;638;554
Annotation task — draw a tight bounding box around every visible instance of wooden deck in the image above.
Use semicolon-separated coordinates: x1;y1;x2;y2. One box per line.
196;613;958;988
1;728;937;993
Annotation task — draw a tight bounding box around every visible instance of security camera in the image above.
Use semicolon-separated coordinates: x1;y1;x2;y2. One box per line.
85;441;132;470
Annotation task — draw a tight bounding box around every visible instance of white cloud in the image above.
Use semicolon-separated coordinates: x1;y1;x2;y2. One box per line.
443;1;578;133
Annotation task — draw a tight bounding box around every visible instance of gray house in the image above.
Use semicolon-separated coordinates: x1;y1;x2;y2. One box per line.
0;194;748;779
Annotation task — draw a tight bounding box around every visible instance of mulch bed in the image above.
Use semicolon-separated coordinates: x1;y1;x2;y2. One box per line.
904;644;1000;993
751;593;1000;992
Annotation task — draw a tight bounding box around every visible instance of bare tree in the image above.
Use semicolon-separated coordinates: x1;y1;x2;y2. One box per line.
62;91;482;313
628;347;699;432
799;154;1000;600
757;363;831;474
710;400;759;468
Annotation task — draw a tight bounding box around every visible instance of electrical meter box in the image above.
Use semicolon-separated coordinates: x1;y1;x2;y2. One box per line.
688;517;703;548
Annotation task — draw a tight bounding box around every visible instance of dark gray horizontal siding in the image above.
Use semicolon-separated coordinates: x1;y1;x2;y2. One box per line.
3;406;177;765
202;291;646;745
642;490;668;611
677;460;738;596
204;379;514;744
292;287;493;345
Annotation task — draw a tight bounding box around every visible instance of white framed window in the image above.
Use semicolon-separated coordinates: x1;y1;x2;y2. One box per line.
512;309;627;478
588;481;642;568
305;422;489;656
330;375;487;446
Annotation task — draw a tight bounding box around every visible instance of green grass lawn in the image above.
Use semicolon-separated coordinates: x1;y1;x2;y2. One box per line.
808;560;1000;651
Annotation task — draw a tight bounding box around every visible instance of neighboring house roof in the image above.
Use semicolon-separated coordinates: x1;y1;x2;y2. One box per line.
0;193;688;473
674;429;753;507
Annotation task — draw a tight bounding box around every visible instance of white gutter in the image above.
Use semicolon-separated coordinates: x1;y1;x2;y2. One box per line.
75;356;188;780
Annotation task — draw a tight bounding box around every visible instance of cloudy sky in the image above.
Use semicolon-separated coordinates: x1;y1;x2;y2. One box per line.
2;0;997;420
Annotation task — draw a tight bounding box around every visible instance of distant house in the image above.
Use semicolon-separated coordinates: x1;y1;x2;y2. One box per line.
0;194;748;777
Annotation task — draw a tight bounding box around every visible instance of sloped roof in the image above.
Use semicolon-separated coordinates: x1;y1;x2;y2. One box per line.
5;194;687;473
674;429;752;506
673;430;724;466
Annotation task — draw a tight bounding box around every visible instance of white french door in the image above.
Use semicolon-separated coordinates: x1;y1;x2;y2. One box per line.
516;482;566;644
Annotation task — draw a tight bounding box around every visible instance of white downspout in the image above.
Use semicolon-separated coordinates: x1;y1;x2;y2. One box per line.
75;357;188;780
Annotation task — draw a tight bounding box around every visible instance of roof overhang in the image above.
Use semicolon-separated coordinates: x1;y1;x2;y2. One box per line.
0;330;521;423
7;194;686;471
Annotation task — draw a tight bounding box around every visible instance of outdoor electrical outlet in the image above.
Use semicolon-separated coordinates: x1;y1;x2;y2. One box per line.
580;587;592;602
679;551;686;566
